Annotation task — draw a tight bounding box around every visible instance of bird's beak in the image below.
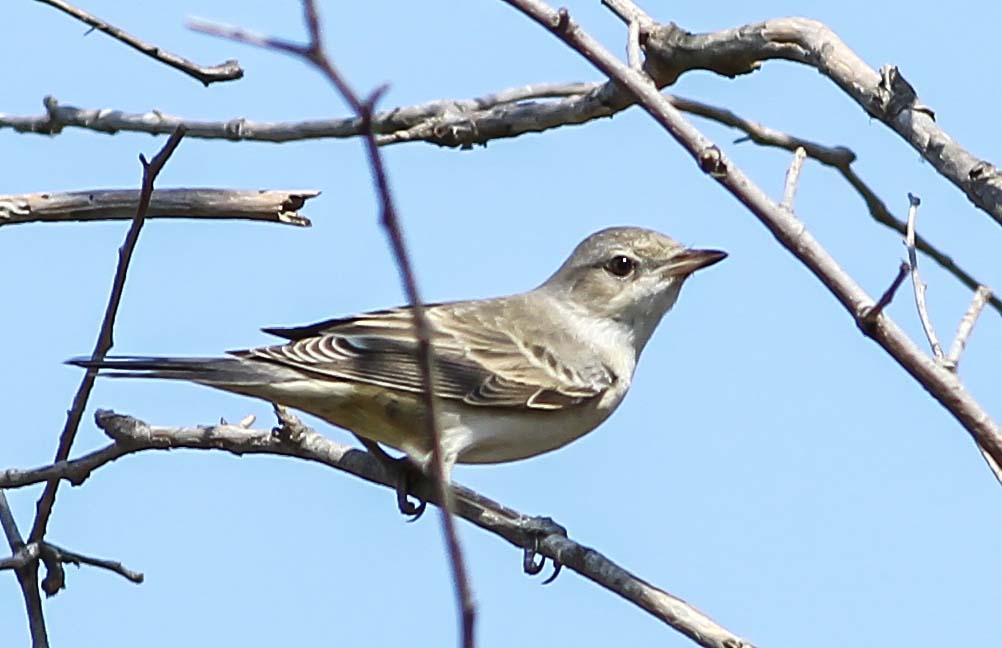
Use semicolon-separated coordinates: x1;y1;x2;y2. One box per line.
664;248;728;277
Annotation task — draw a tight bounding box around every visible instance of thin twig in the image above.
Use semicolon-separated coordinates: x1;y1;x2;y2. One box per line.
666;96;1002;317
0;492;48;647
38;0;242;85
27;127;187;545
499;0;1002;485
2;409;754;648
861;262;910;330
627;21;642;71
191;6;476;647
0;188;317;228
601;0;653;26
903;194;946;362
35;542;143;595
781;146;807;210
947;286;992;368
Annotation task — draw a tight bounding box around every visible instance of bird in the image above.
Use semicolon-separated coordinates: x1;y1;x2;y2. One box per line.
71;226;725;502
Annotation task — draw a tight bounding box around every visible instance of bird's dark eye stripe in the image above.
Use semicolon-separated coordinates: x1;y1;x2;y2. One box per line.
603;255;635;277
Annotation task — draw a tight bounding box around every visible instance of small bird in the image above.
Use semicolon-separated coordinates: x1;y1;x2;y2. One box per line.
72;227;725;492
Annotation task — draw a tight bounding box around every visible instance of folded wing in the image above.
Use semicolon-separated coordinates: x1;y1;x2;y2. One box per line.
247;300;615;410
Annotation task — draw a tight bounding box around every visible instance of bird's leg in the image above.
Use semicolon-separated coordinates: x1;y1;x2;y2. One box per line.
516;515;567;584
353;435;427;520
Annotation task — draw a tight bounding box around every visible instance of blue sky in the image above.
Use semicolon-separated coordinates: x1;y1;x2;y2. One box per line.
3;1;1001;646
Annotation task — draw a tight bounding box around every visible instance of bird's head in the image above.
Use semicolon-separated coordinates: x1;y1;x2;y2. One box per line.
542;226;727;352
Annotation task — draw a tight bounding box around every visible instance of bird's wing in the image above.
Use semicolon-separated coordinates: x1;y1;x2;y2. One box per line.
243;300;616;410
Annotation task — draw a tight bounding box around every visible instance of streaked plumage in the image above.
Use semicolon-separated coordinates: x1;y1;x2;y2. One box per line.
72;227;726;475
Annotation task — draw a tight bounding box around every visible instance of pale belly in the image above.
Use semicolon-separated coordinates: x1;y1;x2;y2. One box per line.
235;377;625;466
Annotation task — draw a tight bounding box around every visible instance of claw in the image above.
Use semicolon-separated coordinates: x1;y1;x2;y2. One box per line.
355;435;429;520
519;515;566;584
396;474;427;521
523;545;545;575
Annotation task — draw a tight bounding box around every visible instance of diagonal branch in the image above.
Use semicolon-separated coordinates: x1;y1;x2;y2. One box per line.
190;5;477;646
38;0;242;85
27;127;187;545
0;188;317;228
634;16;1002;228
500;0;1002;484
0;409;756;648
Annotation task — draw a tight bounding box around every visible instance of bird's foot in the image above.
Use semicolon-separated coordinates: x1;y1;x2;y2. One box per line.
517;515;567;585
355;436;428;520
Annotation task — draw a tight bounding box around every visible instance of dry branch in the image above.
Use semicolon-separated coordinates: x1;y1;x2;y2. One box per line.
28;128;187;548
500;0;1002;484
13;12;1002;231
190;5;477;646
903;194;946;362
0;188;317;227
634;18;1002;227
947;286;992;369
5;92;996;317
0;409;755;648
39;0;242;85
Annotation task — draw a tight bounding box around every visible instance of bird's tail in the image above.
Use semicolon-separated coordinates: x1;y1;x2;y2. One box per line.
66;355;287;385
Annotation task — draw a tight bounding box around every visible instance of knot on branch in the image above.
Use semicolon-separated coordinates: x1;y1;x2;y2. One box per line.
698;145;728;177
875;65;935;121
644;22;762;87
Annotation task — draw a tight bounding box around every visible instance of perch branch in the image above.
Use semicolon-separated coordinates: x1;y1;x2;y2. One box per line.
0;188;317;227
1;409;755;648
38;0;242;85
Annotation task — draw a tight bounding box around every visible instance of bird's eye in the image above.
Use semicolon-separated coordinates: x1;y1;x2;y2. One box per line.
603;255;636;277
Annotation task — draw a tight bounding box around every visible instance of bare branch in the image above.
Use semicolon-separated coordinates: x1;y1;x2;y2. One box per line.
0;492;48;647
675;94;1002;317
903;194;946;363
947;286;992;368
9;94;994;319
35;542;143;596
0;188;317;228
39;0;242;85
499;0;1002;484
781;146;807;210
192;5;477;646
638;18;1002;228
1;409;755;648
27;127;187;545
